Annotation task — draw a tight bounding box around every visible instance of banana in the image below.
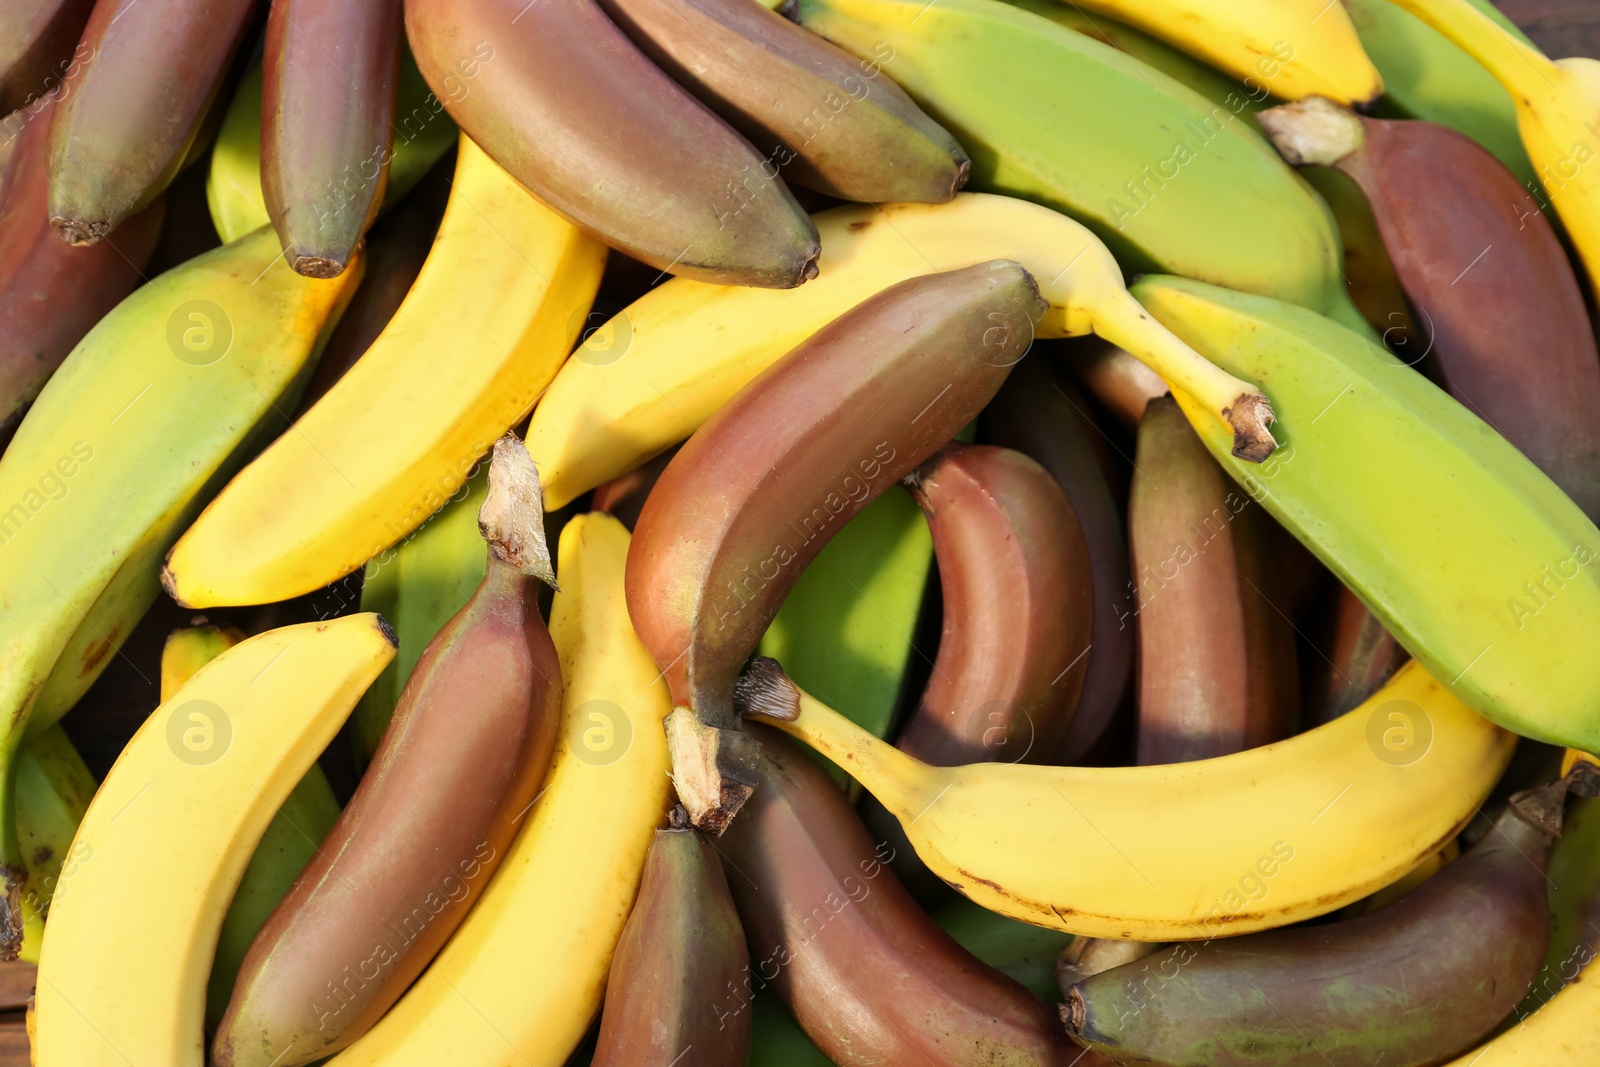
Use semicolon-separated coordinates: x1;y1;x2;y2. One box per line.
157;624;347;1033
626;263;1045;832
164;133;605;608
1342;0;1537;190
13;724;95;965
758;487;933;750
352;464;489;764
1063;797;1555;1066
795;0;1344;311
0;226;359;950
734;656;1513;940
528;194;1281;512
207;54;459;245
325;512;672;1067
46;0;256;244
1261;97;1600;519
301;164;451;411
720;723;1078;1064
1134;274;1600;751
0;0;94;114
1306;583;1409;728
591;807;749;1067
1128;395;1299;764
1379;0;1600;298
981;357;1134;763
1508;793;1600;1026
1;90;163;439
262;0;402;278
405;0;818;289
33;613;398;1067
1054;0;1381;104
1298;165;1417;349
928;894;1075;1004
894;443;1093;765
215;437;562;1067
597;0;968;203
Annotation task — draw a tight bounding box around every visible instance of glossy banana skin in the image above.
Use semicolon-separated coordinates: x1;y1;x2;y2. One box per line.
0;0;95;115
263;0;402;278
47;0;257;245
214;555;562;1066
591;814;750;1067
597;0;968;203
895;443;1092;765
1064;807;1553;1067
0;92;163;440
720;724;1076;1065
1300;113;1600;519
625;262;1044;830
1129;395;1298;763
404;0;819;288
982;357;1132;762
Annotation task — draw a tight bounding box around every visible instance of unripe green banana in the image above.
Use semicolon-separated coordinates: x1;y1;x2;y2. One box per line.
796;0;1343;312
13;724;95;964
1133;274;1600;752
592;807;750;1066
208;55;458;245
0;227;359;954
625;261;1046;832
1063;800;1555;1066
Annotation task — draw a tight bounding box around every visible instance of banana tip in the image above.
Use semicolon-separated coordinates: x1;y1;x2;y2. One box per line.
1059;989;1087;1038
50;215;108;247
1224;393;1277;463
289;253;349;279
733;657;801;721
480;435;558;588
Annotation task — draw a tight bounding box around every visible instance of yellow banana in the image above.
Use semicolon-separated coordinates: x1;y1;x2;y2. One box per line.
328;513;672;1066
164;133;607;608
33;614;396;1067
735;657;1513;941
0;226;358;947
1043;0;1382;105
1381;0;1600;297
528;193;1277;510
14;726;96;964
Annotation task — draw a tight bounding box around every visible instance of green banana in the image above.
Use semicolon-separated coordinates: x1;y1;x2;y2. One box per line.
796;0;1343;312
208;53;458;244
0;226;359;952
1133;274;1600;752
757;486;932;761
156;624;346;1034
1344;0;1538;190
14;724;95;964
352;465;489;763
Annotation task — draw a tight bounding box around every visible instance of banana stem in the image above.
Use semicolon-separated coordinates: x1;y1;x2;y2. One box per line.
1092;290;1278;462
734;658;942;822
1383;0;1556;101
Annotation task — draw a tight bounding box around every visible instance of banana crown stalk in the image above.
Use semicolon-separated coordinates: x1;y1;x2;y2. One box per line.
734;656;1513;941
33;614;398;1067
528;193;1279;513
1133;274;1600;751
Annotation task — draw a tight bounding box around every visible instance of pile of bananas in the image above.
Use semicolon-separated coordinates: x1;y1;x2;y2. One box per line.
5;0;1600;1062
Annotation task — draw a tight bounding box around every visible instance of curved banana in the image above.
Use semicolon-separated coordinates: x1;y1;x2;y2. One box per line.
14;725;96;964
1042;0;1381;105
734;656;1513;941
165;133;606;608
527;193;1276;511
1380;0;1600;297
1136;274;1600;752
327;513;672;1066
33;614;397;1067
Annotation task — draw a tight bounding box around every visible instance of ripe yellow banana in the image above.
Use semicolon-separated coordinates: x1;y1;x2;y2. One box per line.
527;193;1276;510
328;512;672;1066
32;613;396;1067
735;657;1513;941
1045;0;1382;105
164;133;607;608
1380;0;1600;297
14;725;96;964
0;226;359;948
